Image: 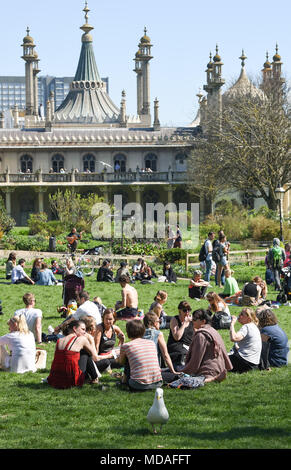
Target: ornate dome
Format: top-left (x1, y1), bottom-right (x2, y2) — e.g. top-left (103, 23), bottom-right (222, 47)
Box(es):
top-left (223, 54), bottom-right (265, 102)
top-left (22, 28), bottom-right (34, 45)
top-left (140, 27), bottom-right (151, 44)
top-left (273, 44), bottom-right (282, 62)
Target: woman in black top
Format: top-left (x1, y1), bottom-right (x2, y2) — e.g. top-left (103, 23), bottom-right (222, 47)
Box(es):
top-left (163, 262), bottom-right (177, 283)
top-left (94, 308), bottom-right (125, 373)
top-left (30, 258), bottom-right (42, 282)
top-left (167, 301), bottom-right (193, 368)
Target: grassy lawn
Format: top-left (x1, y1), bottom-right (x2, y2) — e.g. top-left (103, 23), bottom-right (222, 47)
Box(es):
top-left (0, 262), bottom-right (290, 450)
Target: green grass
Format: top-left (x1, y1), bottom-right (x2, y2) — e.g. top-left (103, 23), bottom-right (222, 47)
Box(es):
top-left (0, 264), bottom-right (290, 449)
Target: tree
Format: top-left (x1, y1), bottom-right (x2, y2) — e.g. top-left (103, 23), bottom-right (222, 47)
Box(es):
top-left (0, 196), bottom-right (15, 235)
top-left (188, 83), bottom-right (291, 211)
top-left (49, 190), bottom-right (105, 232)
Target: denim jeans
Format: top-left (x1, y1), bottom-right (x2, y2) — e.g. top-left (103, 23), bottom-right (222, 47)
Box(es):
top-left (204, 258), bottom-right (212, 282)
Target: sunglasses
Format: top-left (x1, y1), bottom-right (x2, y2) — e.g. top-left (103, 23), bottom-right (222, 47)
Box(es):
top-left (182, 308), bottom-right (191, 313)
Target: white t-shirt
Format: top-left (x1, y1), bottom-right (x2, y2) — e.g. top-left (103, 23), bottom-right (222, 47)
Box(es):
top-left (11, 265), bottom-right (26, 283)
top-left (0, 331), bottom-right (36, 373)
top-left (205, 239), bottom-right (213, 261)
top-left (235, 323), bottom-right (262, 365)
top-left (14, 308), bottom-right (42, 340)
top-left (72, 300), bottom-right (102, 325)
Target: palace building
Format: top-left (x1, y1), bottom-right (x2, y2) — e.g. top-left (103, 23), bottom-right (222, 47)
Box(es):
top-left (0, 2), bottom-right (289, 225)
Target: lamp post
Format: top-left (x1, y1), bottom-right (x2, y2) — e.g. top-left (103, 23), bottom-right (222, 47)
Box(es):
top-left (275, 186), bottom-right (285, 242)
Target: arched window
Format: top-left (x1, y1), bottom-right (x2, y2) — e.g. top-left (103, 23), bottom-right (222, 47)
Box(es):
top-left (52, 154), bottom-right (65, 173)
top-left (144, 153), bottom-right (157, 172)
top-left (20, 154), bottom-right (33, 173)
top-left (175, 152), bottom-right (187, 171)
top-left (114, 154), bottom-right (126, 173)
top-left (83, 154), bottom-right (95, 172)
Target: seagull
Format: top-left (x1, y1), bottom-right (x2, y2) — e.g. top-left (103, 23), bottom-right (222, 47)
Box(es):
top-left (99, 161), bottom-right (113, 169)
top-left (147, 388), bottom-right (169, 434)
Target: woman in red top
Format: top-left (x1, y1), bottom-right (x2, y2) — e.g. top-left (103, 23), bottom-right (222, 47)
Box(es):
top-left (47, 320), bottom-right (99, 389)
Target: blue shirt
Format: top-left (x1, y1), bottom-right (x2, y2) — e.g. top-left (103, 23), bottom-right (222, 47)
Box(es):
top-left (260, 324), bottom-right (289, 367)
top-left (36, 269), bottom-right (56, 286)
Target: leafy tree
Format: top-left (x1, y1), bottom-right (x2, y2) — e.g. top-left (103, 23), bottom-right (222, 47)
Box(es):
top-left (49, 190), bottom-right (105, 232)
top-left (0, 196), bottom-right (15, 236)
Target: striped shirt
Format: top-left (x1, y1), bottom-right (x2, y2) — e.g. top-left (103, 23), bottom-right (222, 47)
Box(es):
top-left (121, 338), bottom-right (162, 385)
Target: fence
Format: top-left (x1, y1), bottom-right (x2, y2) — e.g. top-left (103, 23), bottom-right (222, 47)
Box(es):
top-left (185, 249), bottom-right (267, 271)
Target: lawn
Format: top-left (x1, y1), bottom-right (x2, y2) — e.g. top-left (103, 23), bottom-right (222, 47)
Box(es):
top-left (0, 262), bottom-right (290, 450)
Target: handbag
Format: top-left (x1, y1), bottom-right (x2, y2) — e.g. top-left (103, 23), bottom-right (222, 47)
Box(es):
top-left (212, 311), bottom-right (231, 330)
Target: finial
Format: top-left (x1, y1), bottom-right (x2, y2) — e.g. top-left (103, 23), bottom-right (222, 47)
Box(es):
top-left (239, 49), bottom-right (247, 67)
top-left (122, 90), bottom-right (126, 98)
top-left (275, 43), bottom-right (279, 54)
top-left (26, 27), bottom-right (30, 36)
top-left (144, 26), bottom-right (147, 35)
top-left (83, 1), bottom-right (90, 24)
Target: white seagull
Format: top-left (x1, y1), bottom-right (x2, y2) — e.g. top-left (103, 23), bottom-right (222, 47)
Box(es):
top-left (147, 388), bottom-right (169, 434)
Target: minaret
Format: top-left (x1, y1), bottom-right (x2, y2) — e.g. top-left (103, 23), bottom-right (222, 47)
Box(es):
top-left (138, 27), bottom-right (153, 125)
top-left (119, 90), bottom-right (127, 127)
top-left (272, 44), bottom-right (285, 85)
top-left (133, 48), bottom-right (143, 115)
top-left (203, 45), bottom-right (225, 117)
top-left (262, 51), bottom-right (272, 87)
top-left (21, 27), bottom-right (36, 116)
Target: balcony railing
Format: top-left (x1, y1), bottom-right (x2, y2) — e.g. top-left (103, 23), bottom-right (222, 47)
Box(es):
top-left (0, 170), bottom-right (187, 184)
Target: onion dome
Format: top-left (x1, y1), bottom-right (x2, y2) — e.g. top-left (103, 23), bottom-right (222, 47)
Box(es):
top-left (140, 27), bottom-right (151, 44)
top-left (263, 52), bottom-right (271, 69)
top-left (213, 45), bottom-right (222, 62)
top-left (206, 52), bottom-right (214, 69)
top-left (273, 44), bottom-right (282, 62)
top-left (22, 27), bottom-right (34, 45)
top-left (223, 49), bottom-right (265, 102)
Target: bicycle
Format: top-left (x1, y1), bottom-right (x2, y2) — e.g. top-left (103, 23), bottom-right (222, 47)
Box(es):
top-left (76, 245), bottom-right (105, 276)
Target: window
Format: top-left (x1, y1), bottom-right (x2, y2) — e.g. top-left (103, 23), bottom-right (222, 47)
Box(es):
top-left (83, 154), bottom-right (95, 172)
top-left (20, 154), bottom-right (33, 173)
top-left (175, 152), bottom-right (187, 171)
top-left (52, 154), bottom-right (65, 173)
top-left (144, 153), bottom-right (157, 172)
top-left (114, 154), bottom-right (126, 172)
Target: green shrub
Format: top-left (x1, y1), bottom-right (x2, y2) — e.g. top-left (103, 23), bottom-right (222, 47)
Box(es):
top-left (27, 212), bottom-right (48, 235)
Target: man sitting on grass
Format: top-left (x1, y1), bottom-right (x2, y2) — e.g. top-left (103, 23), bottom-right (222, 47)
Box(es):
top-left (11, 259), bottom-right (35, 285)
top-left (115, 275), bottom-right (139, 319)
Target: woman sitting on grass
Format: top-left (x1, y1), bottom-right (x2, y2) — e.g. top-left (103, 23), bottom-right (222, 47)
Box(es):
top-left (36, 263), bottom-right (58, 286)
top-left (143, 311), bottom-right (180, 383)
top-left (149, 290), bottom-right (171, 329)
top-left (167, 301), bottom-right (193, 368)
top-left (5, 252), bottom-right (16, 280)
top-left (206, 292), bottom-right (231, 316)
top-left (229, 308), bottom-right (262, 374)
top-left (180, 309), bottom-right (233, 383)
top-left (241, 276), bottom-right (268, 306)
top-left (256, 308), bottom-right (289, 369)
top-left (118, 319), bottom-right (163, 391)
top-left (93, 308), bottom-right (125, 373)
top-left (0, 315), bottom-right (36, 374)
top-left (47, 320), bottom-right (99, 389)
top-left (220, 269), bottom-right (240, 298)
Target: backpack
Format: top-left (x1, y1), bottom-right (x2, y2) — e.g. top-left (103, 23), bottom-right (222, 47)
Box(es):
top-left (272, 246), bottom-right (282, 266)
top-left (211, 311), bottom-right (231, 330)
top-left (212, 244), bottom-right (221, 264)
top-left (198, 242), bottom-right (207, 262)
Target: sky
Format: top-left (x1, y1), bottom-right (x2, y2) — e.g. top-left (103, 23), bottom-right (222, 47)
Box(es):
top-left (1, 0), bottom-right (290, 126)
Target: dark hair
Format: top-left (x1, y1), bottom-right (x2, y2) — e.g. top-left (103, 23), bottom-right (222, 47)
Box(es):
top-left (41, 262), bottom-right (48, 270)
top-left (79, 291), bottom-right (90, 301)
top-left (126, 319), bottom-right (145, 339)
top-left (120, 262), bottom-right (127, 267)
top-left (18, 258), bottom-right (26, 265)
top-left (192, 309), bottom-right (212, 324)
top-left (102, 307), bottom-right (117, 323)
top-left (7, 252), bottom-right (16, 262)
top-left (178, 300), bottom-right (191, 312)
top-left (102, 259), bottom-right (110, 266)
top-left (119, 274), bottom-right (130, 284)
top-left (63, 319), bottom-right (85, 336)
top-left (208, 232), bottom-right (215, 237)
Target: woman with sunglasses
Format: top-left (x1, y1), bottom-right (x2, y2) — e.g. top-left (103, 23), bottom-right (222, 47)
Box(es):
top-left (229, 308), bottom-right (262, 373)
top-left (166, 301), bottom-right (194, 368)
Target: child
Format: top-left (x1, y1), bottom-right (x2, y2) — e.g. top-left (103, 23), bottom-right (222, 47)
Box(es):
top-left (220, 269), bottom-right (240, 298)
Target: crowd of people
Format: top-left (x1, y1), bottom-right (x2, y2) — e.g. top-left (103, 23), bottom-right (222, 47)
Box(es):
top-left (0, 239), bottom-right (289, 393)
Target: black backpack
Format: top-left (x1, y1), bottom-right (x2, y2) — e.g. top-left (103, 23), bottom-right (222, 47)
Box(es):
top-left (198, 242), bottom-right (207, 262)
top-left (212, 243), bottom-right (221, 264)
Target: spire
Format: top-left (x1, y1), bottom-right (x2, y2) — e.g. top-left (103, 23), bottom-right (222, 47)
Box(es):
top-left (239, 49), bottom-right (247, 68)
top-left (54, 2), bottom-right (120, 125)
top-left (74, 1), bottom-right (101, 81)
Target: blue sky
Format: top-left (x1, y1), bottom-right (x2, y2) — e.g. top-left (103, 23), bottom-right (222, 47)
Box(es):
top-left (1, 0), bottom-right (290, 126)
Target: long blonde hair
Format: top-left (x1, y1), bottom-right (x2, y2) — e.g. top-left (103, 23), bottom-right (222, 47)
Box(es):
top-left (206, 291), bottom-right (226, 312)
top-left (241, 308), bottom-right (259, 326)
top-left (10, 315), bottom-right (29, 334)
